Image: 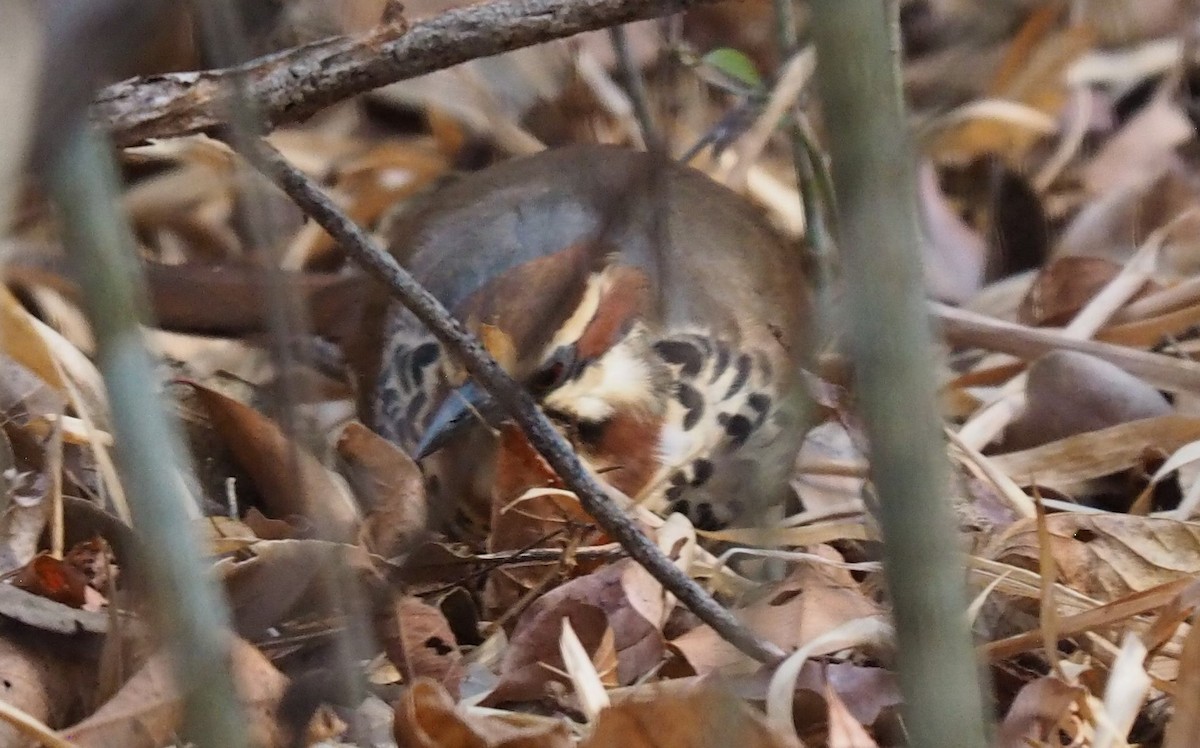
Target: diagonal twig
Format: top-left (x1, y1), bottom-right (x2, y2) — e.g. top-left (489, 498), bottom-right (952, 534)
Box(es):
top-left (242, 138), bottom-right (786, 666)
top-left (92, 0), bottom-right (726, 147)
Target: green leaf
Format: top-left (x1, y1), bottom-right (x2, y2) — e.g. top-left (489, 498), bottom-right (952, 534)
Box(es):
top-left (700, 48), bottom-right (764, 91)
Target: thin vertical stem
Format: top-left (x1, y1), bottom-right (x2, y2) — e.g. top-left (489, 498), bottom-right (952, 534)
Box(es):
top-left (807, 2), bottom-right (991, 745)
top-left (772, 0), bottom-right (834, 307)
top-left (610, 25), bottom-right (660, 150)
top-left (48, 125), bottom-right (247, 748)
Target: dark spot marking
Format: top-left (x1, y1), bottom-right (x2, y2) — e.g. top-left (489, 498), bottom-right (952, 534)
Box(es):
top-left (724, 354), bottom-right (752, 400)
top-left (426, 474), bottom-right (441, 496)
top-left (755, 351), bottom-right (773, 381)
top-left (424, 636), bottom-right (453, 655)
top-left (709, 344), bottom-right (731, 384)
top-left (544, 407), bottom-right (573, 426)
top-left (675, 382), bottom-right (704, 430)
top-left (405, 391), bottom-right (428, 429)
top-left (747, 392), bottom-right (770, 414)
top-left (1074, 529), bottom-right (1098, 543)
top-left (694, 502), bottom-right (721, 531)
top-left (720, 413), bottom-right (753, 449)
top-left (770, 589), bottom-right (802, 606)
top-left (691, 459), bottom-right (714, 487)
top-left (668, 470), bottom-right (688, 486)
top-left (377, 382), bottom-right (400, 418)
top-left (409, 342), bottom-right (439, 388)
top-left (654, 339), bottom-right (704, 378)
top-left (667, 498), bottom-right (691, 516)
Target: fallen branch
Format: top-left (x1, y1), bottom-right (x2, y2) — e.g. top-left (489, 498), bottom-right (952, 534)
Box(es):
top-left (93, 0), bottom-right (723, 147)
top-left (243, 139), bottom-right (786, 666)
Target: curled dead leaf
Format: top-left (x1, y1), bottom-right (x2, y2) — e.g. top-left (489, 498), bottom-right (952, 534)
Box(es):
top-left (60, 637), bottom-right (287, 748)
top-left (377, 595), bottom-right (465, 696)
top-left (996, 676), bottom-right (1084, 748)
top-left (336, 421), bottom-right (429, 559)
top-left (394, 678), bottom-right (571, 748)
top-left (1001, 350), bottom-right (1171, 452)
top-left (186, 381), bottom-right (360, 542)
top-left (486, 560), bottom-right (664, 706)
top-left (586, 686), bottom-right (801, 748)
top-left (987, 513), bottom-right (1200, 600)
top-left (671, 547), bottom-right (883, 674)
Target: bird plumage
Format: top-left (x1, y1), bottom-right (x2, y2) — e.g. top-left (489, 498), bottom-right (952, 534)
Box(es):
top-left (363, 144), bottom-right (812, 530)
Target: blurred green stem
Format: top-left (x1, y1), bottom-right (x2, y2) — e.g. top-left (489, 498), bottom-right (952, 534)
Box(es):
top-left (772, 0), bottom-right (834, 303)
top-left (48, 125), bottom-right (247, 748)
top-left (807, 1), bottom-right (991, 745)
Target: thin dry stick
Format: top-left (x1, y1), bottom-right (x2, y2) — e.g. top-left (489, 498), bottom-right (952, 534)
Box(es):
top-left (93, 0), bottom-right (726, 147)
top-left (244, 140), bottom-right (786, 665)
top-left (0, 699), bottom-right (76, 748)
top-left (931, 304), bottom-right (1200, 393)
top-left (609, 24), bottom-right (658, 148)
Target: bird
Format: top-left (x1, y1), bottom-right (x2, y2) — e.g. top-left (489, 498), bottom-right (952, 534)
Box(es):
top-left (351, 144), bottom-right (813, 531)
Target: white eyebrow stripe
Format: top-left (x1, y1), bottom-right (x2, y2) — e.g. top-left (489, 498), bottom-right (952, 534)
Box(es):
top-left (542, 333), bottom-right (658, 419)
top-left (540, 265), bottom-right (624, 360)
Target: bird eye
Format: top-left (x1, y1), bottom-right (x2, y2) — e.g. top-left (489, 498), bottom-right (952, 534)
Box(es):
top-left (575, 418), bottom-right (607, 448)
top-left (529, 345), bottom-right (578, 394)
top-left (529, 360), bottom-right (565, 394)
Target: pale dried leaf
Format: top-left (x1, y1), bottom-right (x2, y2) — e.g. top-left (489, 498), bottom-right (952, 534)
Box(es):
top-left (987, 514), bottom-right (1200, 599)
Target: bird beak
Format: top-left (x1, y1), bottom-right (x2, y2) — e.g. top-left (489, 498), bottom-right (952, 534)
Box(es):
top-left (414, 381), bottom-right (497, 459)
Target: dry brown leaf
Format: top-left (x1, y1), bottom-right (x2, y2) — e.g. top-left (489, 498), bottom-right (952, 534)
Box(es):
top-left (241, 507), bottom-right (299, 541)
top-left (0, 286), bottom-right (66, 394)
top-left (1082, 90), bottom-right (1193, 198)
top-left (932, 12), bottom-right (1091, 163)
top-left (202, 515), bottom-right (261, 555)
top-left (935, 302), bottom-right (1200, 394)
top-left (0, 580), bottom-right (108, 634)
top-left (377, 595), bottom-right (465, 696)
top-left (585, 686), bottom-right (801, 748)
top-left (60, 637), bottom-right (287, 748)
top-left (336, 421), bottom-right (429, 559)
top-left (671, 547), bottom-right (883, 674)
top-left (981, 575), bottom-right (1192, 661)
top-left (393, 678), bottom-right (571, 748)
top-left (0, 632), bottom-right (92, 742)
top-left (1056, 165), bottom-right (1200, 271)
top-left (217, 538), bottom-right (372, 641)
top-left (996, 676), bottom-right (1084, 748)
top-left (486, 560), bottom-right (664, 706)
top-left (186, 381), bottom-right (360, 542)
top-left (990, 415), bottom-right (1200, 488)
top-left (284, 141), bottom-right (448, 269)
top-left (1164, 599), bottom-right (1200, 748)
top-left (825, 682), bottom-right (879, 748)
top-left (11, 552), bottom-right (96, 610)
top-left (987, 513), bottom-right (1200, 600)
top-left (0, 419), bottom-right (52, 577)
top-left (63, 536), bottom-right (118, 593)
top-left (1017, 256), bottom-right (1154, 328)
top-left (485, 424), bottom-right (604, 616)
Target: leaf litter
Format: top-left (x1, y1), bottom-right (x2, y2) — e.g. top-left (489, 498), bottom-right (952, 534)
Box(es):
top-left (10, 1), bottom-right (1200, 745)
